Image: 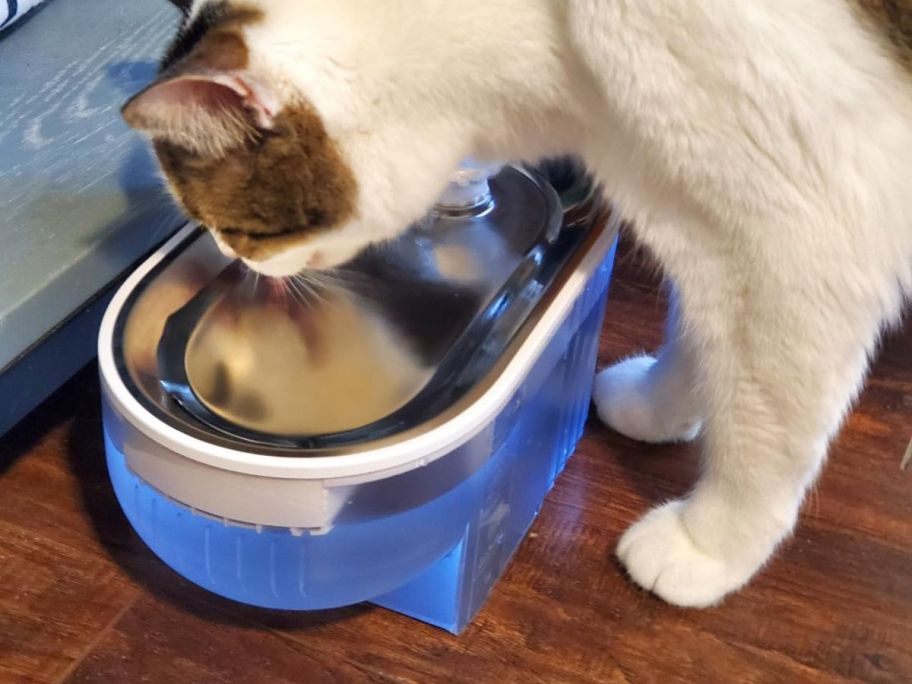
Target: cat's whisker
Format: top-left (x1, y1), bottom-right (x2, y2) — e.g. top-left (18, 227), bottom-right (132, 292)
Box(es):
top-left (245, 271), bottom-right (256, 297)
top-left (326, 270), bottom-right (373, 290)
top-left (287, 277), bottom-right (316, 306)
top-left (303, 280), bottom-right (328, 306)
top-left (286, 279), bottom-right (310, 307)
top-left (281, 281), bottom-right (297, 307)
top-left (240, 270), bottom-right (261, 301)
top-left (294, 270), bottom-right (323, 289)
top-left (297, 268), bottom-right (370, 300)
top-left (291, 274), bottom-right (330, 305)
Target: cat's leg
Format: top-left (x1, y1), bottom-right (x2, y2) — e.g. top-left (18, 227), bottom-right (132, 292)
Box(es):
top-left (563, 0), bottom-right (912, 608)
top-left (593, 289), bottom-right (703, 443)
top-left (615, 248), bottom-right (885, 607)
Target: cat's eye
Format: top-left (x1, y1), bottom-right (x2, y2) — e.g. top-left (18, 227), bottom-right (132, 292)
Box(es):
top-left (219, 227), bottom-right (301, 241)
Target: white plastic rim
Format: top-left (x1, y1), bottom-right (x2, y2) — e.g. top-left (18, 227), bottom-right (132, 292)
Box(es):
top-left (98, 219), bottom-right (619, 483)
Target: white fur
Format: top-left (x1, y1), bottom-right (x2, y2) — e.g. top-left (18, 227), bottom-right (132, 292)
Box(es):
top-left (594, 292), bottom-right (703, 443)
top-left (188, 0), bottom-right (912, 606)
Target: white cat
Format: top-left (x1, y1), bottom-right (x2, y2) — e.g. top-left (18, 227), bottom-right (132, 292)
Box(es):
top-left (123, 0), bottom-right (912, 607)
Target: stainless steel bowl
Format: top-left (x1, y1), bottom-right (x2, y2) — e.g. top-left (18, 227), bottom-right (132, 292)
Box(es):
top-left (113, 162), bottom-right (606, 455)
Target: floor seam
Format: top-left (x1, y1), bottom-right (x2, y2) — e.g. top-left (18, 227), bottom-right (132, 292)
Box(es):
top-left (52, 590), bottom-right (141, 684)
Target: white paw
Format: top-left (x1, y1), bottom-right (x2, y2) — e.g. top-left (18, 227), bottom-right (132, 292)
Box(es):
top-left (617, 501), bottom-right (753, 608)
top-left (593, 356), bottom-right (701, 443)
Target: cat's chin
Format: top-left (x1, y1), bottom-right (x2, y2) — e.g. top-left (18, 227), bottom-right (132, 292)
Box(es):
top-left (241, 255), bottom-right (325, 278)
top-left (240, 259), bottom-right (303, 278)
top-left (241, 242), bottom-right (364, 277)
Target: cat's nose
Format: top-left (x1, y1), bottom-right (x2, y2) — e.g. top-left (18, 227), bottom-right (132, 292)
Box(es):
top-left (307, 251), bottom-right (326, 269)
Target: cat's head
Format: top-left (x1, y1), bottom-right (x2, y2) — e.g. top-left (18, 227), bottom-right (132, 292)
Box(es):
top-left (123, 0), bottom-right (578, 275)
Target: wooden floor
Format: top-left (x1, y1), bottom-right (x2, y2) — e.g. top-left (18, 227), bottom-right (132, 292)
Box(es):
top-left (2, 238), bottom-right (911, 684)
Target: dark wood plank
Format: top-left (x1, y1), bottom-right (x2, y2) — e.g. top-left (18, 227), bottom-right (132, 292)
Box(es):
top-left (0, 394), bottom-right (141, 683)
top-left (1, 236), bottom-right (910, 684)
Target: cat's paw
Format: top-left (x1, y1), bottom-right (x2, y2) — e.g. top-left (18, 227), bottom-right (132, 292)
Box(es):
top-left (593, 356), bottom-right (701, 443)
top-left (617, 501), bottom-right (753, 608)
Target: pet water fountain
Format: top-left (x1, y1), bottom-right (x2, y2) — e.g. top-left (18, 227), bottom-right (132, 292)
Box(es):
top-left (98, 159), bottom-right (619, 633)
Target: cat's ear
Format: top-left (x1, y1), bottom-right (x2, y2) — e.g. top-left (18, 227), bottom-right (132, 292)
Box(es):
top-left (124, 21), bottom-right (277, 156)
top-left (122, 73), bottom-right (275, 156)
top-left (168, 0), bottom-right (193, 16)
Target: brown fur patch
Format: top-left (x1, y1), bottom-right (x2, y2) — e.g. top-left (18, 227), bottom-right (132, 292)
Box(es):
top-left (156, 101), bottom-right (358, 261)
top-left (181, 27), bottom-right (251, 73)
top-left (121, 29), bottom-right (254, 157)
top-left (161, 3), bottom-right (262, 71)
top-left (852, 1), bottom-right (912, 69)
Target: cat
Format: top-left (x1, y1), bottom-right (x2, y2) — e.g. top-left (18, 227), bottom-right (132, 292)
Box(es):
top-left (122, 0), bottom-right (912, 608)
